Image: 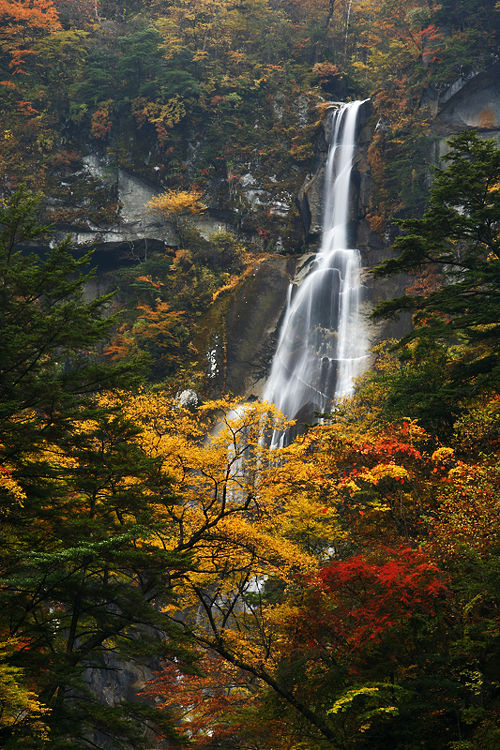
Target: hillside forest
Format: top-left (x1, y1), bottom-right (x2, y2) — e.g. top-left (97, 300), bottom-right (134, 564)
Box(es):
top-left (0, 0), bottom-right (499, 749)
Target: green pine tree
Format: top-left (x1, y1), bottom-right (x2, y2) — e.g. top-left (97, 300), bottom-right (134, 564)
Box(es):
top-left (371, 131), bottom-right (500, 433)
top-left (0, 188), bottom-right (191, 748)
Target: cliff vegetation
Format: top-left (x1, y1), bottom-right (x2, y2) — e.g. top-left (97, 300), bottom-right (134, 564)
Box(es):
top-left (0, 1), bottom-right (499, 748)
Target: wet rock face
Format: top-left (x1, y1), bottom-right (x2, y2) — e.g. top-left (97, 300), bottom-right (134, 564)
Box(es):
top-left (359, 68), bottom-right (500, 346)
top-left (295, 99), bottom-right (407, 348)
top-left (224, 256), bottom-right (293, 397)
top-left (84, 652), bottom-right (168, 750)
top-left (67, 71), bottom-right (500, 393)
top-left (297, 167), bottom-right (325, 238)
top-left (431, 63), bottom-right (500, 138)
top-left (52, 154), bottom-right (176, 250)
top-left (198, 255), bottom-right (294, 398)
top-left (298, 101), bottom-right (373, 242)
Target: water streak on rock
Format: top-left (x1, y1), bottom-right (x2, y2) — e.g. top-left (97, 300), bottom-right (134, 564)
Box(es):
top-left (263, 100), bottom-right (368, 446)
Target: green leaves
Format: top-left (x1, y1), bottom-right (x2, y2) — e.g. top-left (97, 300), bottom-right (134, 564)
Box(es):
top-left (0, 188), bottom-right (193, 748)
top-left (371, 132), bottom-right (500, 433)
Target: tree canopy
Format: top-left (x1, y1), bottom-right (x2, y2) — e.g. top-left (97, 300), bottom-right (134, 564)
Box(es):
top-left (371, 131), bottom-right (500, 433)
top-left (0, 0), bottom-right (499, 747)
top-left (0, 190), bottom-right (190, 748)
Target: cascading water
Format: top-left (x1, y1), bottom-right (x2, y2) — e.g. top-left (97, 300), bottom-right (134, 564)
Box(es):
top-left (263, 100), bottom-right (368, 447)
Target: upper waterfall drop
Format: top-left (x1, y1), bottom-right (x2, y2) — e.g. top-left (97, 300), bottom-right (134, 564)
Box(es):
top-left (263, 100), bottom-right (369, 446)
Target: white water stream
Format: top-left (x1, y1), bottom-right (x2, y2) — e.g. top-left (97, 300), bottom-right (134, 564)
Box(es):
top-left (263, 100), bottom-right (368, 446)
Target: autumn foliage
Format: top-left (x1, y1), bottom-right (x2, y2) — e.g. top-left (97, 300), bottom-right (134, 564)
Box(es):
top-left (0, 0), bottom-right (499, 745)
top-left (146, 188), bottom-right (207, 219)
top-left (0, 0), bottom-right (60, 74)
top-left (288, 549), bottom-right (448, 658)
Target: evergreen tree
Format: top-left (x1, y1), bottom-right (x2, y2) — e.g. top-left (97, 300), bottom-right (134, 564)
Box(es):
top-left (371, 131), bottom-right (500, 432)
top-left (0, 189), bottom-right (189, 748)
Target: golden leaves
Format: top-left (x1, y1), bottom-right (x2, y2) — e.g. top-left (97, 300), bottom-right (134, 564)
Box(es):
top-left (135, 95), bottom-right (186, 129)
top-left (431, 447), bottom-right (455, 464)
top-left (358, 463), bottom-right (410, 485)
top-left (114, 390), bottom-right (319, 591)
top-left (0, 464), bottom-right (26, 505)
top-left (146, 187), bottom-right (207, 218)
top-left (0, 638), bottom-right (49, 741)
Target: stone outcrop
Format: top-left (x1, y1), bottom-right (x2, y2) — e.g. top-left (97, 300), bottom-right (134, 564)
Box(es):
top-left (60, 67), bottom-right (500, 397)
top-left (429, 63), bottom-right (500, 139)
top-left (52, 152), bottom-right (234, 264)
top-left (295, 70), bottom-right (500, 352)
top-left (59, 155), bottom-right (175, 250)
top-left (196, 255), bottom-right (293, 398)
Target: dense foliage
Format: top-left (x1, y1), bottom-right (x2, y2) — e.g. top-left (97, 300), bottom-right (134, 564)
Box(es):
top-left (1, 0), bottom-right (498, 211)
top-left (371, 131), bottom-right (500, 435)
top-left (0, 1), bottom-right (499, 748)
top-left (1, 184), bottom-right (498, 748)
top-left (0, 190), bottom-right (193, 748)
top-left (2, 0), bottom-right (499, 388)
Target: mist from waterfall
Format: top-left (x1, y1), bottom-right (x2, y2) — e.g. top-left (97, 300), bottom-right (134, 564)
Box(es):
top-left (263, 100), bottom-right (368, 447)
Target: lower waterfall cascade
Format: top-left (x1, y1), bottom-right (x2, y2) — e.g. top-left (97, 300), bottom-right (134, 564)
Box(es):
top-left (263, 100), bottom-right (369, 446)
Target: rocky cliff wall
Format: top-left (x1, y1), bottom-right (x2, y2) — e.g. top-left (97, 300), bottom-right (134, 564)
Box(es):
top-left (429, 62), bottom-right (500, 140)
top-left (288, 100), bottom-right (411, 378)
top-left (54, 66), bottom-right (500, 401)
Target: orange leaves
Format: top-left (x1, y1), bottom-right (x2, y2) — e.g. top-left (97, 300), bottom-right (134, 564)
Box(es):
top-left (431, 446), bottom-right (454, 466)
top-left (103, 328), bottom-right (135, 362)
top-left (144, 654), bottom-right (268, 748)
top-left (313, 60), bottom-right (340, 80)
top-left (134, 301), bottom-right (186, 343)
top-left (135, 274), bottom-right (163, 289)
top-left (416, 23), bottom-right (444, 62)
top-left (0, 0), bottom-right (61, 150)
top-left (429, 462), bottom-right (500, 558)
top-left (0, 0), bottom-right (60, 31)
top-left (270, 415), bottom-right (443, 547)
top-left (0, 0), bottom-right (61, 73)
top-left (8, 48), bottom-right (36, 74)
top-left (17, 99), bottom-right (39, 115)
top-left (105, 299), bottom-right (192, 379)
top-left (90, 101), bottom-right (112, 139)
top-left (405, 266), bottom-right (442, 298)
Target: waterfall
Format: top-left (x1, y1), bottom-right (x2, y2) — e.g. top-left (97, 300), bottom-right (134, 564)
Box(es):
top-left (263, 100), bottom-right (368, 447)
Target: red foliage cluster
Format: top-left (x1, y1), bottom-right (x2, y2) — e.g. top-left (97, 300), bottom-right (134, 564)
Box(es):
top-left (142, 655), bottom-right (271, 748)
top-left (291, 548), bottom-right (448, 657)
top-left (356, 433), bottom-right (423, 463)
